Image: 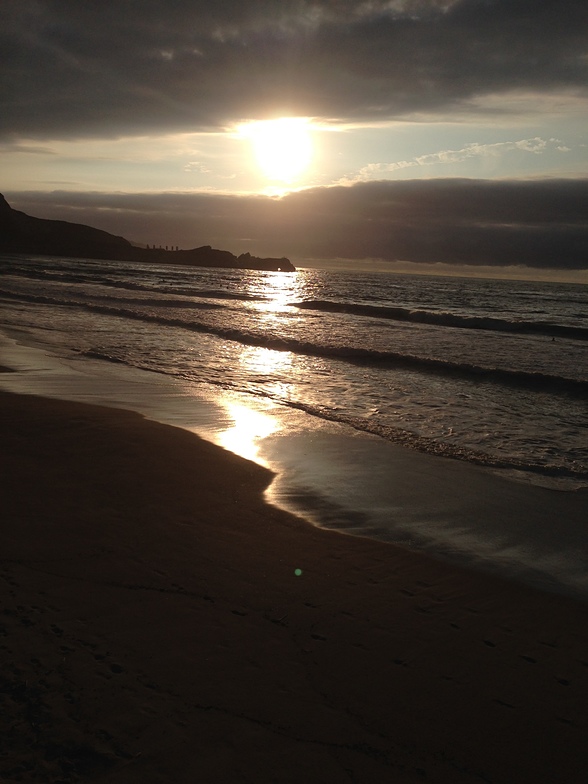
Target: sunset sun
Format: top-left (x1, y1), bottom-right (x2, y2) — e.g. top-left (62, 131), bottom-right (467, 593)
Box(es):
top-left (241, 117), bottom-right (313, 183)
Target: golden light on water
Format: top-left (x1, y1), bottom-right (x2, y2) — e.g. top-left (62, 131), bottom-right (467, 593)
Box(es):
top-left (217, 346), bottom-right (294, 462)
top-left (256, 270), bottom-right (300, 310)
top-left (241, 345), bottom-right (294, 400)
top-left (218, 401), bottom-right (279, 463)
top-left (239, 117), bottom-right (313, 183)
top-left (242, 267), bottom-right (306, 319)
top-left (216, 272), bottom-right (304, 463)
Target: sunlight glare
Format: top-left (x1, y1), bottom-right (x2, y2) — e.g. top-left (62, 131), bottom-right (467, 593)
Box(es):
top-left (218, 401), bottom-right (279, 463)
top-left (241, 118), bottom-right (313, 183)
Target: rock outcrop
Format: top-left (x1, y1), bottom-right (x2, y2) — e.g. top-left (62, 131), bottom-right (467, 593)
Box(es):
top-left (0, 194), bottom-right (295, 272)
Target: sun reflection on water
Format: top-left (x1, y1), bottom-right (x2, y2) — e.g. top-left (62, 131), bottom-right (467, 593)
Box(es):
top-left (216, 343), bottom-right (296, 462)
top-left (215, 272), bottom-right (310, 463)
top-left (217, 400), bottom-right (279, 463)
top-left (239, 343), bottom-right (293, 379)
top-left (245, 270), bottom-right (306, 312)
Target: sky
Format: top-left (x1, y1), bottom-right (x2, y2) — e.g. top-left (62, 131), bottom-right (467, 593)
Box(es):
top-left (1, 0), bottom-right (587, 279)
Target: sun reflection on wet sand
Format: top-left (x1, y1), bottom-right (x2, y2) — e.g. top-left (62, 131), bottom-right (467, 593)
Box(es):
top-left (217, 400), bottom-right (280, 463)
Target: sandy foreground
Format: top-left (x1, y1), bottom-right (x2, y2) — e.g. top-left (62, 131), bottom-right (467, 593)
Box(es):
top-left (1, 388), bottom-right (587, 783)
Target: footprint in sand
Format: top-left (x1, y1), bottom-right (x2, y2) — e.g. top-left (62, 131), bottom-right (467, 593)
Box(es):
top-left (557, 716), bottom-right (576, 725)
top-left (494, 699), bottom-right (516, 709)
top-left (539, 639), bottom-right (558, 648)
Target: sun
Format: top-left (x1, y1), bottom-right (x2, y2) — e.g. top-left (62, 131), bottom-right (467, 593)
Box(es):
top-left (241, 117), bottom-right (313, 183)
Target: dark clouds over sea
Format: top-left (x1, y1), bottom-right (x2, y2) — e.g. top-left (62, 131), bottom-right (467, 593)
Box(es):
top-left (2, 1), bottom-right (587, 273)
top-left (2, 0), bottom-right (587, 139)
top-left (8, 179), bottom-right (588, 270)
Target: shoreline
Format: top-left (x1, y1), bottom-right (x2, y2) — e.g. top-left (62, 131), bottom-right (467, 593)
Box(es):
top-left (1, 327), bottom-right (588, 601)
top-left (1, 388), bottom-right (587, 782)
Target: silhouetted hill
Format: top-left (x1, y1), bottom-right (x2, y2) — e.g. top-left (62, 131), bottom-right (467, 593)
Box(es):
top-left (0, 193), bottom-right (134, 260)
top-left (0, 194), bottom-right (295, 272)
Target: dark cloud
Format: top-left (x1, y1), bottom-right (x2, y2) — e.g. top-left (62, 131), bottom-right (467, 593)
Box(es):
top-left (7, 178), bottom-right (588, 270)
top-left (1, 0), bottom-right (586, 139)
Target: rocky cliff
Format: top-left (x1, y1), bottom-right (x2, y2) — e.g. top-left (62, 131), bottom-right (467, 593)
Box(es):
top-left (0, 194), bottom-right (295, 272)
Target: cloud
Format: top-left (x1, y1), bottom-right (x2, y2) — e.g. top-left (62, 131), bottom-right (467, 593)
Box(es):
top-left (343, 137), bottom-right (569, 182)
top-left (183, 161), bottom-right (212, 173)
top-left (0, 142), bottom-right (56, 155)
top-left (1, 0), bottom-right (587, 140)
top-left (7, 178), bottom-right (588, 270)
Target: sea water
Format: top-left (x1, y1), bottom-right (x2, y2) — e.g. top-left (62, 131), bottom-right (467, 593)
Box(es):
top-left (1, 255), bottom-right (587, 595)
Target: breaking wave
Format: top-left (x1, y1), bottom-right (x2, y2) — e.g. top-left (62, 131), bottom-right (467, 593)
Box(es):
top-left (4, 287), bottom-right (584, 398)
top-left (293, 299), bottom-right (588, 340)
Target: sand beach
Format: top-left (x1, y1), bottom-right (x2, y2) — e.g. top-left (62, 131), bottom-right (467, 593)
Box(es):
top-left (3, 1), bottom-right (588, 780)
top-left (1, 385), bottom-right (587, 783)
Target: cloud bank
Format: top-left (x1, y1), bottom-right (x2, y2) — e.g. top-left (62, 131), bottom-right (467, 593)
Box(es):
top-left (8, 179), bottom-right (588, 271)
top-left (2, 0), bottom-right (587, 140)
top-left (342, 138), bottom-right (571, 183)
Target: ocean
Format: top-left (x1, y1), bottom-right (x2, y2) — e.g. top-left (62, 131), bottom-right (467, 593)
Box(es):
top-left (1, 254), bottom-right (587, 596)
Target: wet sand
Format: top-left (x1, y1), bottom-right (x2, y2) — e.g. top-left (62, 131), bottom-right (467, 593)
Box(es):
top-left (1, 389), bottom-right (587, 783)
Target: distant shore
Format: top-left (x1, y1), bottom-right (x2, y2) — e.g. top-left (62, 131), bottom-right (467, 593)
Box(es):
top-left (1, 387), bottom-right (587, 782)
top-left (0, 193), bottom-right (295, 272)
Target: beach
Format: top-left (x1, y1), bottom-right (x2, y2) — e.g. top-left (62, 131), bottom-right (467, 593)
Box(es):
top-left (3, 2), bottom-right (588, 778)
top-left (1, 386), bottom-right (587, 783)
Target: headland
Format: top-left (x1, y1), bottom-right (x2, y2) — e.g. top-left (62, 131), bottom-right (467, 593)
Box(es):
top-left (0, 193), bottom-right (295, 272)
